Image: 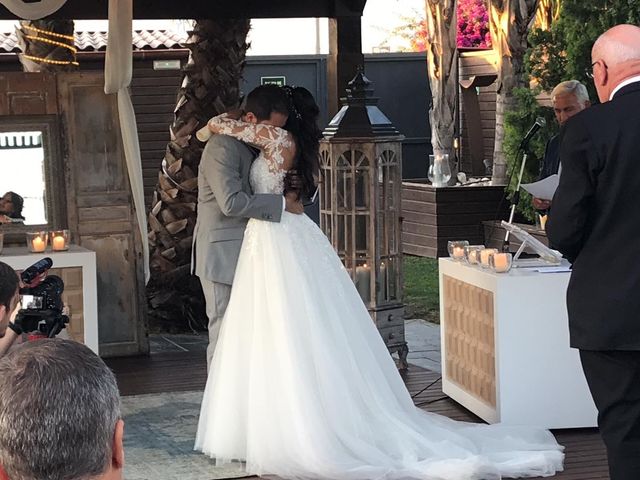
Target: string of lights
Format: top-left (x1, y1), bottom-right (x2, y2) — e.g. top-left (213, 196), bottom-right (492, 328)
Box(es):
top-left (20, 24), bottom-right (79, 67)
top-left (21, 24), bottom-right (74, 41)
top-left (24, 34), bottom-right (77, 54)
top-left (21, 54), bottom-right (79, 66)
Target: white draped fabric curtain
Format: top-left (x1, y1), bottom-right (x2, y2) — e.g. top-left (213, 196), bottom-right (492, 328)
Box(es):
top-left (104, 0), bottom-right (150, 283)
top-left (0, 0), bottom-right (67, 19)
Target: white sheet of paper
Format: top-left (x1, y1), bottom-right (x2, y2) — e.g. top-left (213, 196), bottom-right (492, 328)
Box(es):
top-left (521, 174), bottom-right (560, 201)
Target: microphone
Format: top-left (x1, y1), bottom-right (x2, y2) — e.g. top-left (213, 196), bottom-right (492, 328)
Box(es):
top-left (519, 117), bottom-right (546, 150)
top-left (21, 257), bottom-right (53, 284)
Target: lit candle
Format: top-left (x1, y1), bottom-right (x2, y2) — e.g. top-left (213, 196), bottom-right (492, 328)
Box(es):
top-left (355, 264), bottom-right (371, 302)
top-left (31, 236), bottom-right (46, 253)
top-left (467, 249), bottom-right (479, 264)
top-left (452, 246), bottom-right (465, 260)
top-left (480, 248), bottom-right (498, 266)
top-left (378, 262), bottom-right (388, 299)
top-left (491, 252), bottom-right (512, 273)
top-left (52, 235), bottom-right (66, 251)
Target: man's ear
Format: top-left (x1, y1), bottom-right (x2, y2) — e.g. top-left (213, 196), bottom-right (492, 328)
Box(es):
top-left (112, 419), bottom-right (125, 470)
top-left (243, 112), bottom-right (258, 124)
top-left (0, 464), bottom-right (9, 480)
top-left (0, 305), bottom-right (7, 334)
top-left (599, 67), bottom-right (609, 88)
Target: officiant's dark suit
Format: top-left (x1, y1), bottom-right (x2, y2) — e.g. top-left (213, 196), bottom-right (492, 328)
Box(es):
top-left (547, 25), bottom-right (640, 479)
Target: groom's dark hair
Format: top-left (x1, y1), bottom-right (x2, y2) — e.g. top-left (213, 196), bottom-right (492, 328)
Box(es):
top-left (244, 85), bottom-right (290, 121)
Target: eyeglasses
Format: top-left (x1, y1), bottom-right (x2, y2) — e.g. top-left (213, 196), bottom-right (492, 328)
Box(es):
top-left (586, 60), bottom-right (607, 79)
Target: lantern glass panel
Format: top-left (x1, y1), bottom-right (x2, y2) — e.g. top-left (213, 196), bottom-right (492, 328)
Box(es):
top-left (337, 213), bottom-right (344, 254)
top-left (321, 212), bottom-right (330, 238)
top-left (324, 167), bottom-right (332, 209)
top-left (387, 256), bottom-right (398, 301)
top-left (355, 167), bottom-right (369, 208)
top-left (355, 214), bottom-right (368, 251)
top-left (336, 169), bottom-right (348, 210)
top-left (336, 150), bottom-right (350, 167)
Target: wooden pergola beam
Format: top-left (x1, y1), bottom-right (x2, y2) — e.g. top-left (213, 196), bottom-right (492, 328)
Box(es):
top-left (328, 16), bottom-right (363, 116)
top-left (0, 0), bottom-right (366, 118)
top-left (0, 0), bottom-right (366, 20)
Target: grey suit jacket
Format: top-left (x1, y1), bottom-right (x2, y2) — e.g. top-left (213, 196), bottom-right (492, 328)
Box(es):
top-left (191, 134), bottom-right (283, 285)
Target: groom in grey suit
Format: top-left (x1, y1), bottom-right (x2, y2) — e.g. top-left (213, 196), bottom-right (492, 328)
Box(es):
top-left (192, 85), bottom-right (302, 369)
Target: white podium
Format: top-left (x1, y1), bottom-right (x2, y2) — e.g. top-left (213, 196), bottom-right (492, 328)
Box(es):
top-left (439, 258), bottom-right (597, 429)
top-left (1, 245), bottom-right (99, 354)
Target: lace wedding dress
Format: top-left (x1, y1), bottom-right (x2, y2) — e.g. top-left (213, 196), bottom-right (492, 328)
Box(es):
top-left (195, 115), bottom-right (564, 480)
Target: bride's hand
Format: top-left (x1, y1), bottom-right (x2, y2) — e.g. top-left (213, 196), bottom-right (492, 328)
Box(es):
top-left (284, 192), bottom-right (304, 215)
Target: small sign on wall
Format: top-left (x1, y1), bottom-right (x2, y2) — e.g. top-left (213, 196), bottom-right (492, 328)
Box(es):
top-left (260, 76), bottom-right (286, 87)
top-left (153, 60), bottom-right (181, 70)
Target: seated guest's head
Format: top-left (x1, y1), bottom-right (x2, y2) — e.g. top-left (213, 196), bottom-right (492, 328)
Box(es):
top-left (551, 80), bottom-right (590, 126)
top-left (0, 261), bottom-right (19, 337)
top-left (0, 340), bottom-right (124, 480)
top-left (0, 191), bottom-right (25, 220)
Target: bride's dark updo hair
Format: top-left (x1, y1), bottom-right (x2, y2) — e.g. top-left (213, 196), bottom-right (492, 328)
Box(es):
top-left (281, 86), bottom-right (321, 199)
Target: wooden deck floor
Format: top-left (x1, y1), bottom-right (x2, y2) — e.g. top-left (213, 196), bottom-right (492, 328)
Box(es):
top-left (106, 351), bottom-right (609, 479)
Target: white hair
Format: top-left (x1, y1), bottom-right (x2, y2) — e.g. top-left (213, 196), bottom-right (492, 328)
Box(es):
top-left (551, 80), bottom-right (590, 105)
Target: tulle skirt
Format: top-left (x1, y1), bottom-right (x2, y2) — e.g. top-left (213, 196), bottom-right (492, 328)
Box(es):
top-left (195, 212), bottom-right (564, 479)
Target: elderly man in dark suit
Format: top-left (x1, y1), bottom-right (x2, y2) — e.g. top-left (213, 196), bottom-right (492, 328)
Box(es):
top-left (547, 24), bottom-right (640, 480)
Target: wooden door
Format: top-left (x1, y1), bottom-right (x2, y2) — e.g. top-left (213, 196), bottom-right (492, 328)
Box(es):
top-left (57, 72), bottom-right (148, 357)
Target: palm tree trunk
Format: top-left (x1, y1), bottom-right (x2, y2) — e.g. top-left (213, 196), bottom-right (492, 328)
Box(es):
top-left (147, 19), bottom-right (251, 332)
top-left (488, 0), bottom-right (539, 185)
top-left (425, 0), bottom-right (458, 182)
top-left (16, 19), bottom-right (77, 72)
top-left (535, 0), bottom-right (561, 30)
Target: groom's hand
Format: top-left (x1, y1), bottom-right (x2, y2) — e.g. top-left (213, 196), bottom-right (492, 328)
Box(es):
top-left (284, 192), bottom-right (304, 215)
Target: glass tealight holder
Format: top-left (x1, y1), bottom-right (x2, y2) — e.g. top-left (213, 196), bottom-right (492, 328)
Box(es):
top-left (50, 229), bottom-right (70, 251)
top-left (479, 248), bottom-right (498, 268)
top-left (26, 231), bottom-right (48, 253)
top-left (489, 251), bottom-right (513, 273)
top-left (464, 244), bottom-right (485, 265)
top-left (447, 240), bottom-right (469, 261)
top-left (49, 229), bottom-right (70, 252)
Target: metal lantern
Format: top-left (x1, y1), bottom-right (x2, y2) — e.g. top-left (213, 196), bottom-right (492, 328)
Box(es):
top-left (319, 67), bottom-right (408, 368)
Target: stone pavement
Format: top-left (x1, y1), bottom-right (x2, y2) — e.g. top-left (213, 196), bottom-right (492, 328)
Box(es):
top-left (151, 319), bottom-right (442, 372)
top-left (403, 319), bottom-right (441, 372)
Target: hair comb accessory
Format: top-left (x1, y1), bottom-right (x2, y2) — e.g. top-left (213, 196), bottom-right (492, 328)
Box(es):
top-left (282, 85), bottom-right (303, 120)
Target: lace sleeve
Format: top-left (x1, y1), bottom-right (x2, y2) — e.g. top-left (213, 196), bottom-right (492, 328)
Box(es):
top-left (207, 114), bottom-right (294, 173)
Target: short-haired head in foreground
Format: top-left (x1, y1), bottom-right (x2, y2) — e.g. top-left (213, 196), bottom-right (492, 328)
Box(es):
top-left (0, 339), bottom-right (124, 480)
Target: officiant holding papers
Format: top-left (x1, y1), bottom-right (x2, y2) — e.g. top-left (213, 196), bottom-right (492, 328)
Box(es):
top-left (532, 80), bottom-right (590, 211)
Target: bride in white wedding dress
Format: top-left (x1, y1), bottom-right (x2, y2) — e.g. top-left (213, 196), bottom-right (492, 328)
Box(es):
top-left (194, 86), bottom-right (564, 480)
